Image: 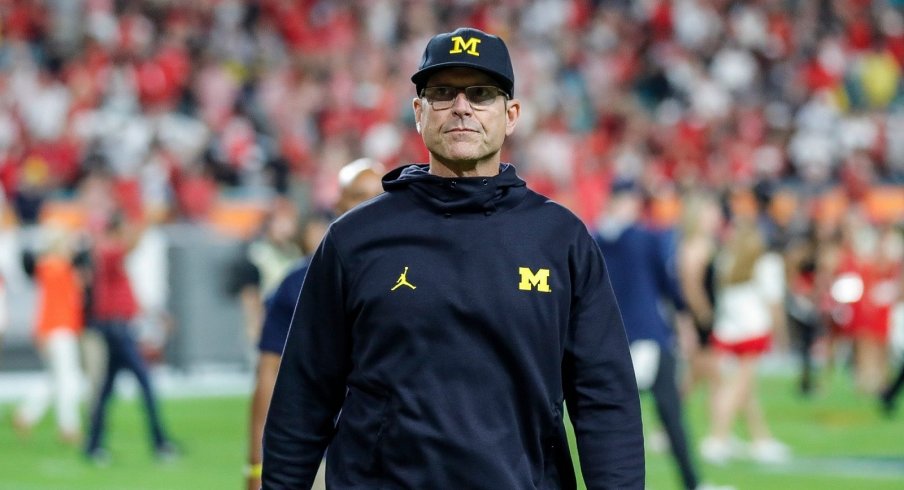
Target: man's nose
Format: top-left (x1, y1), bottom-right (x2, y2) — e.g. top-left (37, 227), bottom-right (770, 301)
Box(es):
top-left (450, 91), bottom-right (473, 115)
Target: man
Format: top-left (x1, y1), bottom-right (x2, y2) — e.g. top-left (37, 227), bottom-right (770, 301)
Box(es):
top-left (246, 158), bottom-right (384, 490)
top-left (263, 27), bottom-right (644, 489)
top-left (84, 211), bottom-right (175, 463)
top-left (594, 181), bottom-right (712, 490)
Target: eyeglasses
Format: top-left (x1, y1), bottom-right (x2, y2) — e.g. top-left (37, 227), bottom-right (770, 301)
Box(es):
top-left (420, 85), bottom-right (509, 110)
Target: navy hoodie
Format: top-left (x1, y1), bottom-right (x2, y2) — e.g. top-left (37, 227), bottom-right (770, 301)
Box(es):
top-left (263, 164), bottom-right (644, 489)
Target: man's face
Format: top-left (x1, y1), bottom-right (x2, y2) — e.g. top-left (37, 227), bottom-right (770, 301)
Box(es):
top-left (336, 169), bottom-right (383, 214)
top-left (413, 68), bottom-right (519, 172)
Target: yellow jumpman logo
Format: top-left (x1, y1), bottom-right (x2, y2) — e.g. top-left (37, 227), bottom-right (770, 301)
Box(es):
top-left (391, 266), bottom-right (417, 291)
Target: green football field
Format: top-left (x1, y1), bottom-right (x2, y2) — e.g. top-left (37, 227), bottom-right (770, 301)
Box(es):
top-left (1, 369), bottom-right (902, 490)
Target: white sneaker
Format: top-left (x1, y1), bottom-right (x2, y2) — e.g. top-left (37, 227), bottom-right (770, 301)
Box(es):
top-left (695, 483), bottom-right (737, 490)
top-left (700, 437), bottom-right (734, 465)
top-left (749, 438), bottom-right (791, 464)
top-left (647, 428), bottom-right (670, 454)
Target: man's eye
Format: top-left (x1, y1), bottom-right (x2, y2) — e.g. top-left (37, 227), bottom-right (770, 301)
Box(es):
top-left (469, 87), bottom-right (493, 101)
top-left (431, 87), bottom-right (455, 99)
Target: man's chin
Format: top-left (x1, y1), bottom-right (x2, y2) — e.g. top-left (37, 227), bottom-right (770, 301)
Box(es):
top-left (442, 144), bottom-right (486, 161)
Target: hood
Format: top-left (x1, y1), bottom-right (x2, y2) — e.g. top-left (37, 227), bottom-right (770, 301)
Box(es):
top-left (382, 164), bottom-right (527, 216)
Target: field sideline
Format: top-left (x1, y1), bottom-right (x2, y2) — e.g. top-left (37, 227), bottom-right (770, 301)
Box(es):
top-left (572, 369), bottom-right (904, 489)
top-left (0, 369), bottom-right (902, 489)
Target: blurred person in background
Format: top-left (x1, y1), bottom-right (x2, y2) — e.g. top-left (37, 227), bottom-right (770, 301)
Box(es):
top-left (596, 180), bottom-right (724, 490)
top-left (880, 257), bottom-right (904, 416)
top-left (676, 191), bottom-right (724, 415)
top-left (263, 27), bottom-right (644, 489)
top-left (815, 219), bottom-right (850, 385)
top-left (12, 225), bottom-right (85, 445)
top-left (0, 271), bottom-right (6, 366)
top-left (246, 201), bottom-right (304, 312)
top-left (298, 212), bottom-right (332, 259)
top-left (125, 206), bottom-right (176, 368)
top-left (230, 199), bottom-right (303, 358)
top-left (829, 209), bottom-right (901, 394)
top-left (783, 224), bottom-right (829, 396)
top-left (83, 211), bottom-right (176, 464)
top-left (73, 235), bottom-right (106, 411)
top-left (246, 157), bottom-right (384, 490)
top-left (72, 168), bottom-right (114, 419)
top-left (700, 212), bottom-right (790, 465)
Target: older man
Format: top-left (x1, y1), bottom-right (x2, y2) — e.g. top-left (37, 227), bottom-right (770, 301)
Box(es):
top-left (263, 27), bottom-right (644, 489)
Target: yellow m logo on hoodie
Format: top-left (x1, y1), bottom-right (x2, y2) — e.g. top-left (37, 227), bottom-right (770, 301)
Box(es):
top-left (519, 267), bottom-right (551, 293)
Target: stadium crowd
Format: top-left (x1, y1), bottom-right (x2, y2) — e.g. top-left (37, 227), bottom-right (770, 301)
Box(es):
top-left (1, 0), bottom-right (903, 487)
top-left (1, 0), bottom-right (903, 224)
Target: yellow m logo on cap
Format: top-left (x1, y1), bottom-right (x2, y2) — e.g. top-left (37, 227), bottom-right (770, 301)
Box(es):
top-left (449, 36), bottom-right (481, 56)
top-left (519, 267), bottom-right (551, 293)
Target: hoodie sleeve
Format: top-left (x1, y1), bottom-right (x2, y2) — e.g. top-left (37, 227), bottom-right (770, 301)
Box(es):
top-left (563, 230), bottom-right (645, 489)
top-left (262, 231), bottom-right (351, 489)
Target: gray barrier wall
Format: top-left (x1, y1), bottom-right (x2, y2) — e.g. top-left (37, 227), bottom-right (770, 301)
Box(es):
top-left (165, 224), bottom-right (251, 371)
top-left (0, 225), bottom-right (253, 373)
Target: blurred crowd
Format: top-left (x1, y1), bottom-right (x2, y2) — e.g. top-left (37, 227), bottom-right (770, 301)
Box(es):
top-left (0, 0), bottom-right (901, 485)
top-left (2, 0), bottom-right (898, 344)
top-left (0, 0), bottom-right (903, 226)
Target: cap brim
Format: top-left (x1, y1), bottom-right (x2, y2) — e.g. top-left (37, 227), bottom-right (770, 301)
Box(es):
top-left (411, 62), bottom-right (513, 95)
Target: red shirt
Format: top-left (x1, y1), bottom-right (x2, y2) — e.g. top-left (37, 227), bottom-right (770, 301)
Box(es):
top-left (834, 250), bottom-right (897, 341)
top-left (92, 239), bottom-right (138, 321)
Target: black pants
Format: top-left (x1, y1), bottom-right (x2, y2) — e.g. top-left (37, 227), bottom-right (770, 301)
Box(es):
top-left (85, 320), bottom-right (168, 454)
top-left (883, 361), bottom-right (904, 406)
top-left (650, 348), bottom-right (699, 490)
top-left (787, 311), bottom-right (822, 395)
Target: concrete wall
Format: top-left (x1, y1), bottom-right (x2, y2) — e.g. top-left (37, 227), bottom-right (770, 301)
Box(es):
top-left (0, 225), bottom-right (253, 373)
top-left (165, 224), bottom-right (251, 371)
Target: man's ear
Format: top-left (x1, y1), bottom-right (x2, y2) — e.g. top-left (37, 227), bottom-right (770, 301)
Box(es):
top-left (505, 98), bottom-right (521, 136)
top-left (412, 97), bottom-right (424, 133)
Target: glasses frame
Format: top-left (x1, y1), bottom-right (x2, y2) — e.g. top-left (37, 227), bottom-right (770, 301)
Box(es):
top-left (419, 85), bottom-right (510, 110)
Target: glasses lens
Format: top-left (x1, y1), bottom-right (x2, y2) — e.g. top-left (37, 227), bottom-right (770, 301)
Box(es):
top-left (465, 86), bottom-right (500, 105)
top-left (422, 86), bottom-right (505, 109)
top-left (423, 87), bottom-right (456, 102)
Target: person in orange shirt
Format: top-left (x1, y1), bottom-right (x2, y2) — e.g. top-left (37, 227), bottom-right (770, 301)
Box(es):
top-left (13, 226), bottom-right (86, 445)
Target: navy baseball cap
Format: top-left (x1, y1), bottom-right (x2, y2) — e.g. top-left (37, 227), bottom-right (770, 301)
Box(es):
top-left (411, 27), bottom-right (515, 97)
